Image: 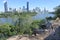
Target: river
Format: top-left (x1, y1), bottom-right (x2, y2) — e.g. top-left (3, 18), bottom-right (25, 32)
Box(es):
top-left (0, 13), bottom-right (54, 24)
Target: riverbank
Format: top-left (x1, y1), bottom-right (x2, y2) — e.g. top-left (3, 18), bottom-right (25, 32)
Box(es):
top-left (7, 18), bottom-right (60, 40)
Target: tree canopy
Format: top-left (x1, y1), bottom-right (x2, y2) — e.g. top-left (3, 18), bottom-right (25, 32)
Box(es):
top-left (54, 5), bottom-right (60, 18)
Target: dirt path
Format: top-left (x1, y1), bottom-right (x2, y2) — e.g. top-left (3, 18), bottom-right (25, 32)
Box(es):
top-left (7, 31), bottom-right (52, 40)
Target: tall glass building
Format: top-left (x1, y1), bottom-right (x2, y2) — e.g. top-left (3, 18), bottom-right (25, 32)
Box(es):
top-left (27, 2), bottom-right (29, 11)
top-left (4, 1), bottom-right (8, 12)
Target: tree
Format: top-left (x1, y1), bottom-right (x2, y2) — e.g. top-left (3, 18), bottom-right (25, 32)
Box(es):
top-left (54, 5), bottom-right (60, 18)
top-left (30, 19), bottom-right (46, 30)
top-left (14, 12), bottom-right (37, 34)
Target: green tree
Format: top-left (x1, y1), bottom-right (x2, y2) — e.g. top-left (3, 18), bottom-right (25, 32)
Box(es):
top-left (14, 12), bottom-right (37, 34)
top-left (54, 5), bottom-right (60, 18)
top-left (30, 19), bottom-right (45, 31)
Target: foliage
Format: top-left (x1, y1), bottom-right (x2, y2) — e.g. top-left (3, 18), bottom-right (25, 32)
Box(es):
top-left (0, 23), bottom-right (17, 38)
top-left (46, 16), bottom-right (53, 20)
top-left (0, 11), bottom-right (46, 40)
top-left (30, 19), bottom-right (45, 29)
top-left (54, 5), bottom-right (60, 18)
top-left (14, 12), bottom-right (34, 34)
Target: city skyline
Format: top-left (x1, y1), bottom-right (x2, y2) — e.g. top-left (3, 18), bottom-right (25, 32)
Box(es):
top-left (0, 0), bottom-right (60, 12)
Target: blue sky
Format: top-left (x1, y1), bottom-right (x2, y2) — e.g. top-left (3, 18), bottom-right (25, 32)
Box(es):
top-left (0, 0), bottom-right (60, 12)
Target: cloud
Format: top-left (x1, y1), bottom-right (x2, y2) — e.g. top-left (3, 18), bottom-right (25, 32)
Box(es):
top-left (3, 0), bottom-right (7, 3)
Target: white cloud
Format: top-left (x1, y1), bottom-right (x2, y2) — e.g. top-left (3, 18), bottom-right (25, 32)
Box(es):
top-left (3, 0), bottom-right (7, 3)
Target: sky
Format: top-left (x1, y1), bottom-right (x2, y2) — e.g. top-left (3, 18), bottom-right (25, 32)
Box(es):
top-left (0, 0), bottom-right (60, 12)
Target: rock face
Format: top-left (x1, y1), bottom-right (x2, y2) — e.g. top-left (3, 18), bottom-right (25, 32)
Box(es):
top-left (54, 27), bottom-right (60, 39)
top-left (44, 26), bottom-right (60, 40)
top-left (44, 18), bottom-right (60, 40)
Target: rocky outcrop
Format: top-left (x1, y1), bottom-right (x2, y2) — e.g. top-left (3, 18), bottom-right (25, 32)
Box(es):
top-left (44, 17), bottom-right (60, 40)
top-left (44, 26), bottom-right (60, 40)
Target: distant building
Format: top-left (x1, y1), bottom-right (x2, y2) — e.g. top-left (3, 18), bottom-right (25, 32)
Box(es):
top-left (27, 1), bottom-right (29, 11)
top-left (22, 6), bottom-right (27, 12)
top-left (13, 8), bottom-right (16, 12)
top-left (43, 8), bottom-right (49, 14)
top-left (16, 8), bottom-right (23, 13)
top-left (23, 6), bottom-right (25, 10)
top-left (35, 7), bottom-right (41, 13)
top-left (32, 9), bottom-right (36, 12)
top-left (9, 8), bottom-right (12, 11)
top-left (4, 1), bottom-right (8, 12)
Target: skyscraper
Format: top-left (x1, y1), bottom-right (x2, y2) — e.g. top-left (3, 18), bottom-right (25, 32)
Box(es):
top-left (27, 1), bottom-right (29, 11)
top-left (4, 0), bottom-right (8, 12)
top-left (23, 6), bottom-right (25, 11)
top-left (13, 8), bottom-right (16, 12)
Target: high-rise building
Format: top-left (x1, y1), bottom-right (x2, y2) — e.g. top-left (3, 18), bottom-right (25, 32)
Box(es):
top-left (27, 1), bottom-right (29, 11)
top-left (9, 8), bottom-right (12, 11)
top-left (23, 6), bottom-right (25, 11)
top-left (4, 0), bottom-right (8, 12)
top-left (13, 8), bottom-right (16, 12)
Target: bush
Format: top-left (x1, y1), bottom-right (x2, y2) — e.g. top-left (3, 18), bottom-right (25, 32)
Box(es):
top-left (0, 23), bottom-right (17, 39)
